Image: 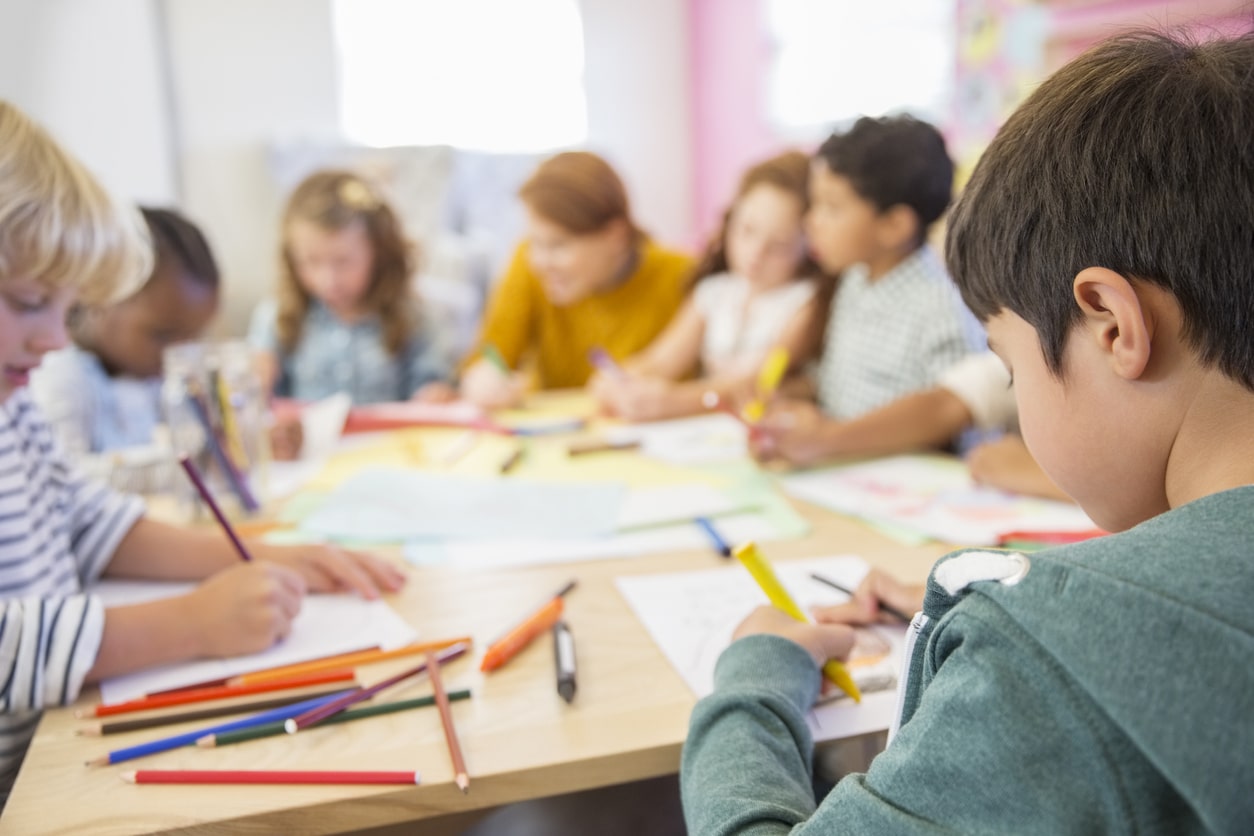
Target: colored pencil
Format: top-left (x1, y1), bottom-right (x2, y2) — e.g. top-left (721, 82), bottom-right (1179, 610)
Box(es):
top-left (78, 685), bottom-right (350, 736)
top-left (439, 430), bottom-right (480, 465)
top-left (498, 442), bottom-right (526, 474)
top-left (186, 392), bottom-right (260, 512)
top-left (197, 689), bottom-right (472, 747)
top-left (809, 573), bottom-right (911, 624)
top-left (566, 438), bottom-right (640, 457)
top-left (285, 642), bottom-right (470, 733)
top-left (87, 690), bottom-right (354, 766)
top-left (178, 455), bottom-right (255, 562)
top-left (426, 651), bottom-right (470, 792)
top-left (78, 670), bottom-right (358, 719)
top-left (734, 542), bottom-right (861, 703)
top-left (123, 769), bottom-right (421, 785)
top-left (227, 637), bottom-right (473, 687)
top-left (694, 516), bottom-right (732, 558)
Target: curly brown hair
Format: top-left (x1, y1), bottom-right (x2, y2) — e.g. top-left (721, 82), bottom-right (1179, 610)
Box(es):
top-left (276, 170), bottom-right (417, 356)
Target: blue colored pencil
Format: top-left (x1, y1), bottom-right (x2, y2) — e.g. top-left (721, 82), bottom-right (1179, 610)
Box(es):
top-left (87, 689), bottom-right (355, 766)
top-left (694, 516), bottom-right (732, 558)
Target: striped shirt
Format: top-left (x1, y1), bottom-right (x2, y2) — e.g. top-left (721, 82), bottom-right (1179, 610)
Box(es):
top-left (0, 390), bottom-right (144, 803)
top-left (817, 246), bottom-right (984, 420)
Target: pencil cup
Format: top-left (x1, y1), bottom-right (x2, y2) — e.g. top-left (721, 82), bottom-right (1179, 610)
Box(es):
top-left (162, 340), bottom-right (267, 518)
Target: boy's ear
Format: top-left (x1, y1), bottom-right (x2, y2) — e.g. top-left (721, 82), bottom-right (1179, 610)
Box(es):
top-left (877, 204), bottom-right (920, 252)
top-left (1072, 267), bottom-right (1152, 380)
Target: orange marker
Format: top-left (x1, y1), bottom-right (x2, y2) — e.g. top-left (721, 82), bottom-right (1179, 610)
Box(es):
top-left (480, 597), bottom-right (565, 672)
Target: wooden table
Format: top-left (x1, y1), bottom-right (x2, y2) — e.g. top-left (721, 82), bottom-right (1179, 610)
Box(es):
top-left (1, 428), bottom-right (951, 834)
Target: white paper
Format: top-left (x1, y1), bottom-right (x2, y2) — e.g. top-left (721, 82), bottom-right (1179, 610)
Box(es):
top-left (615, 483), bottom-right (759, 530)
top-left (615, 554), bottom-right (907, 740)
top-left (299, 392), bottom-right (352, 459)
top-left (606, 414), bottom-right (749, 465)
top-left (93, 580), bottom-right (418, 705)
top-left (781, 454), bottom-right (1096, 545)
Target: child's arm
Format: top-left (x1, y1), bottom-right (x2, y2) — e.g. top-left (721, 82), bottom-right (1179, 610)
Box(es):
top-left (751, 388), bottom-right (974, 466)
top-left (102, 518), bottom-right (406, 598)
top-left (460, 249), bottom-right (535, 407)
top-left (618, 299), bottom-right (705, 380)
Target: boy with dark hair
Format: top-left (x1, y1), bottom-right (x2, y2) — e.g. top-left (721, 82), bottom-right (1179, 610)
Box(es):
top-left (761, 115), bottom-right (980, 450)
top-left (682, 30), bottom-right (1254, 834)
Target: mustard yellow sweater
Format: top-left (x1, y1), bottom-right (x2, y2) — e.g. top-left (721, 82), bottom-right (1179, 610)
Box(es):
top-left (470, 238), bottom-right (692, 389)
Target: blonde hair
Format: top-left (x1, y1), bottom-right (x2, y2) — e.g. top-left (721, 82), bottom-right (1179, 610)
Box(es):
top-left (276, 170), bottom-right (417, 356)
top-left (0, 100), bottom-right (151, 304)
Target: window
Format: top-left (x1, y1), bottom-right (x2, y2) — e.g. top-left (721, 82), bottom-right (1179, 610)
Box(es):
top-left (766, 0), bottom-right (956, 132)
top-left (333, 0), bottom-right (587, 151)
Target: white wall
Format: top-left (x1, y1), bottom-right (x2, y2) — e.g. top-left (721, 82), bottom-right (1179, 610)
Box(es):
top-left (0, 0), bottom-right (177, 204)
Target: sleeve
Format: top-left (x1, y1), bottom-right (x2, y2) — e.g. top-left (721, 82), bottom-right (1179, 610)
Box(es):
top-left (913, 287), bottom-right (982, 389)
top-left (0, 593), bottom-right (105, 710)
top-left (401, 305), bottom-right (455, 395)
top-left (937, 352), bottom-right (1017, 432)
top-left (682, 611), bottom-right (1127, 835)
top-left (27, 350), bottom-right (95, 457)
top-left (60, 458), bottom-right (146, 585)
top-left (466, 243), bottom-right (536, 370)
top-left (247, 298), bottom-right (280, 354)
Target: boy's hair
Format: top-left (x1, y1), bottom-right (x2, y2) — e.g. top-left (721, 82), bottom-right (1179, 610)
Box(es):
top-left (519, 151), bottom-right (642, 242)
top-left (141, 206), bottom-right (220, 290)
top-left (815, 115), bottom-right (953, 247)
top-left (0, 100), bottom-right (151, 303)
top-left (277, 170), bottom-right (416, 356)
top-left (946, 31), bottom-right (1254, 391)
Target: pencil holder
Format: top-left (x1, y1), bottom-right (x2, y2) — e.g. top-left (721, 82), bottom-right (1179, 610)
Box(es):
top-left (162, 340), bottom-right (267, 518)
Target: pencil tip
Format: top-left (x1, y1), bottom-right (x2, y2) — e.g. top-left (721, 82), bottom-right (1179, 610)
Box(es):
top-left (195, 735), bottom-right (214, 748)
top-left (284, 719), bottom-right (299, 734)
top-left (86, 757), bottom-right (108, 768)
top-left (121, 771), bottom-right (137, 784)
top-left (456, 774), bottom-right (470, 793)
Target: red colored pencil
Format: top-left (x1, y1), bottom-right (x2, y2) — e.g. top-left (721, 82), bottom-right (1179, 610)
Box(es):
top-left (284, 642), bottom-right (469, 733)
top-left (122, 769), bottom-right (421, 785)
top-left (78, 670), bottom-right (357, 718)
top-left (426, 651), bottom-right (469, 793)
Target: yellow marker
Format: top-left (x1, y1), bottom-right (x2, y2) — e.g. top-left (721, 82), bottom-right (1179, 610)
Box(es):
top-left (733, 541), bottom-right (862, 703)
top-left (742, 346), bottom-right (790, 423)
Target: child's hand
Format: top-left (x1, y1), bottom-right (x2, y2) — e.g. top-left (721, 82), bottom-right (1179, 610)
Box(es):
top-left (749, 399), bottom-right (830, 465)
top-left (590, 374), bottom-right (674, 421)
top-left (733, 605), bottom-right (857, 668)
top-left (812, 569), bottom-right (923, 626)
top-left (250, 542), bottom-right (407, 600)
top-left (412, 381), bottom-right (456, 403)
top-left (461, 359), bottom-right (528, 409)
top-left (268, 415), bottom-right (304, 461)
top-left (967, 435), bottom-right (1071, 501)
top-left (184, 562), bottom-right (306, 658)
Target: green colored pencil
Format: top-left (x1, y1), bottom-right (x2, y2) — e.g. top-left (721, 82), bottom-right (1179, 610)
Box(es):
top-left (482, 344), bottom-right (510, 374)
top-left (196, 689), bottom-right (472, 748)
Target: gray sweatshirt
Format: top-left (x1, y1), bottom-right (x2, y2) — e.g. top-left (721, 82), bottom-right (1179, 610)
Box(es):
top-left (682, 485), bottom-right (1254, 834)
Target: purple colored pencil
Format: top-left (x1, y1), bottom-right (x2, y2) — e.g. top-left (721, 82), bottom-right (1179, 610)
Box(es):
top-left (284, 642), bottom-right (470, 733)
top-left (178, 456), bottom-right (254, 562)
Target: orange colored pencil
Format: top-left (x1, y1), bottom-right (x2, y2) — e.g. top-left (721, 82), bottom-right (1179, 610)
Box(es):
top-left (78, 670), bottom-right (358, 718)
top-left (228, 637), bottom-right (474, 687)
top-left (479, 597), bottom-right (564, 672)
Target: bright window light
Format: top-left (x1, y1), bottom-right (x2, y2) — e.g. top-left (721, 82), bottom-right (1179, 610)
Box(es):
top-left (766, 0), bottom-right (955, 131)
top-left (333, 0), bottom-right (587, 151)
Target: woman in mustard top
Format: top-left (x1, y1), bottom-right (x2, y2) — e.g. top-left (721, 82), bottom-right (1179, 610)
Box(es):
top-left (460, 151), bottom-right (693, 408)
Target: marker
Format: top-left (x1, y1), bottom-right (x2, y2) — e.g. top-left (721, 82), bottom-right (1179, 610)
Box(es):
top-left (481, 580), bottom-right (576, 672)
top-left (552, 620), bottom-right (577, 703)
top-left (588, 347), bottom-right (627, 380)
top-left (694, 516), bottom-right (732, 558)
top-left (742, 347), bottom-right (790, 423)
top-left (733, 542), bottom-right (861, 703)
top-left (482, 344), bottom-right (510, 374)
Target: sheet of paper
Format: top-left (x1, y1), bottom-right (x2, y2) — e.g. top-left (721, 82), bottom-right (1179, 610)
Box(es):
top-left (616, 483), bottom-right (760, 530)
top-left (780, 454), bottom-right (1096, 546)
top-left (298, 467), bottom-right (626, 542)
top-left (615, 555), bottom-right (907, 740)
top-left (92, 580), bottom-right (418, 705)
top-left (300, 392), bottom-right (353, 459)
top-left (606, 414), bottom-right (750, 466)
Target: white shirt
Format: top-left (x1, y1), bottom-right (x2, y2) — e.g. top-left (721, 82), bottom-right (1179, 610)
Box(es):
top-left (938, 351), bottom-right (1017, 432)
top-left (817, 246), bottom-right (983, 420)
top-left (692, 273), bottom-right (816, 378)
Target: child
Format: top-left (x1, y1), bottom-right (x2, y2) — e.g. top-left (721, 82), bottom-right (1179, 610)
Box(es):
top-left (249, 170), bottom-right (453, 406)
top-left (761, 116), bottom-right (982, 442)
top-left (591, 150), bottom-right (831, 422)
top-left (30, 207), bottom-right (219, 471)
top-left (682, 30), bottom-right (1253, 833)
top-left (0, 101), bottom-right (405, 804)
top-left (459, 151), bottom-right (693, 408)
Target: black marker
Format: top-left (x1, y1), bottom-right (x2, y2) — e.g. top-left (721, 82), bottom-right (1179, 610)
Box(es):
top-left (553, 620), bottom-right (577, 703)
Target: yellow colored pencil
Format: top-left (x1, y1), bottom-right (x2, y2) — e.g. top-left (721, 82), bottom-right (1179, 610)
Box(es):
top-left (742, 347), bottom-right (790, 423)
top-left (227, 637), bottom-right (474, 687)
top-left (733, 542), bottom-right (861, 703)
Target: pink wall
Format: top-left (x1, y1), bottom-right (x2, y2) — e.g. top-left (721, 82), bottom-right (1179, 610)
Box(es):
top-left (687, 0), bottom-right (781, 249)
